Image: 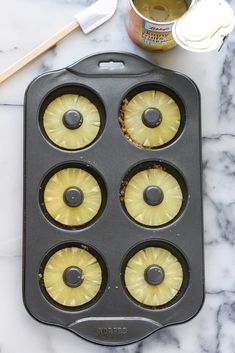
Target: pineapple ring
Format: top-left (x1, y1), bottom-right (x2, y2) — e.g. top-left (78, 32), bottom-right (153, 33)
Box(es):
top-left (124, 246), bottom-right (184, 307)
top-left (43, 168), bottom-right (102, 227)
top-left (133, 0), bottom-right (188, 23)
top-left (123, 167), bottom-right (183, 226)
top-left (43, 94), bottom-right (101, 150)
top-left (121, 90), bottom-right (181, 148)
top-left (43, 247), bottom-right (102, 307)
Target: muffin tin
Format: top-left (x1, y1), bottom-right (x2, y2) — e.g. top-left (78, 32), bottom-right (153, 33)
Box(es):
top-left (23, 52), bottom-right (204, 346)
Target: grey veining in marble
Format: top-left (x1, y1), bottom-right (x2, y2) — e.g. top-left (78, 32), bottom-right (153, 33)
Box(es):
top-left (0, 0), bottom-right (235, 352)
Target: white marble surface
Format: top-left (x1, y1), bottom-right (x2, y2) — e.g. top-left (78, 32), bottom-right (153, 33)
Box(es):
top-left (0, 0), bottom-right (235, 352)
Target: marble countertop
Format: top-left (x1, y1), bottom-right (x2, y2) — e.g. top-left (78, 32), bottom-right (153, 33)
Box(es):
top-left (0, 0), bottom-right (235, 352)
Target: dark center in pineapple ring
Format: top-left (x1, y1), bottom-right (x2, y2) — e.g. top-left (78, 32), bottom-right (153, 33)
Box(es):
top-left (144, 265), bottom-right (165, 285)
top-left (63, 187), bottom-right (84, 207)
top-left (63, 266), bottom-right (84, 288)
top-left (142, 107), bottom-right (162, 128)
top-left (143, 185), bottom-right (164, 206)
top-left (63, 109), bottom-right (83, 129)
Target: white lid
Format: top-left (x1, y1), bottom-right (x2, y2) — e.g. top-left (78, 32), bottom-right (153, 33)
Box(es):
top-left (172, 0), bottom-right (235, 52)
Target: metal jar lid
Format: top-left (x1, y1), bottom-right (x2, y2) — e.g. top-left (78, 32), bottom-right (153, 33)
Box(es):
top-left (173, 0), bottom-right (235, 52)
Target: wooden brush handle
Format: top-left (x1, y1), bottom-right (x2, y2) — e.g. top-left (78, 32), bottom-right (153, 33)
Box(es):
top-left (0, 20), bottom-right (79, 84)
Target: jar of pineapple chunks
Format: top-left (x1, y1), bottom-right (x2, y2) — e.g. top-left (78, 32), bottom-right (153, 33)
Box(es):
top-left (127, 0), bottom-right (195, 51)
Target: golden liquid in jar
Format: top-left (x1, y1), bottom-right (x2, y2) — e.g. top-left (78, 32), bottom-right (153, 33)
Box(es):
top-left (133, 0), bottom-right (188, 22)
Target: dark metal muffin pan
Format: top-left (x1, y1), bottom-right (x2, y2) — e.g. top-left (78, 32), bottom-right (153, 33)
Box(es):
top-left (23, 52), bottom-right (204, 346)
